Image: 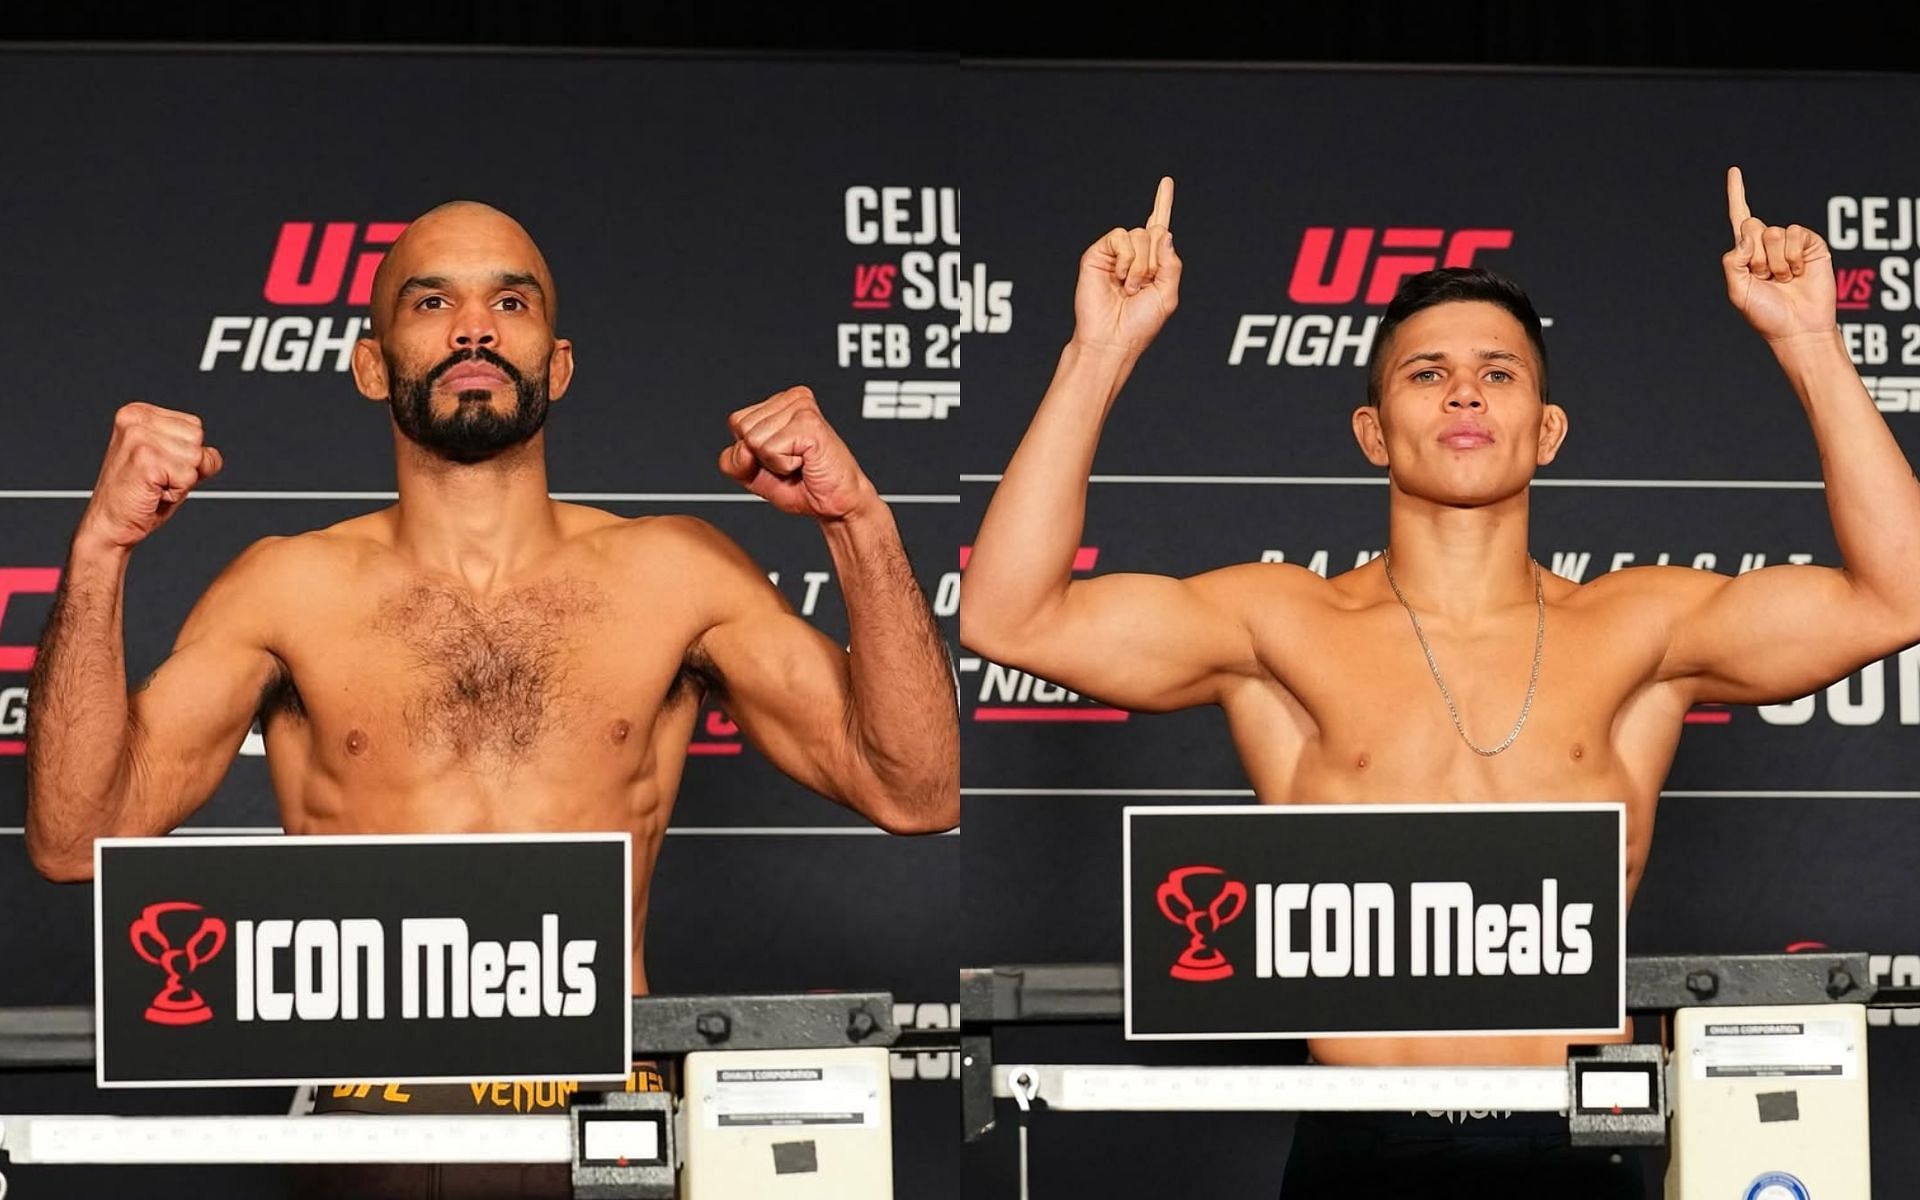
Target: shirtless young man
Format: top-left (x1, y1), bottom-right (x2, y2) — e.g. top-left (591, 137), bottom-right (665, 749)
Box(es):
top-left (960, 174), bottom-right (1920, 1193)
top-left (25, 200), bottom-right (959, 980)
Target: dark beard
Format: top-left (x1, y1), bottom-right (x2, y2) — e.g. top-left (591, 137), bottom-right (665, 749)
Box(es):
top-left (387, 348), bottom-right (550, 465)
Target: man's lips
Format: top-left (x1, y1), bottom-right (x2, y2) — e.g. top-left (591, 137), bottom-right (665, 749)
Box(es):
top-left (440, 366), bottom-right (509, 390)
top-left (1440, 426), bottom-right (1494, 449)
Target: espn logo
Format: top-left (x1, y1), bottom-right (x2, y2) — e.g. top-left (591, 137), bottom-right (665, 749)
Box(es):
top-left (1864, 376), bottom-right (1920, 413)
top-left (863, 380), bottom-right (960, 420)
top-left (1290, 228), bottom-right (1514, 306)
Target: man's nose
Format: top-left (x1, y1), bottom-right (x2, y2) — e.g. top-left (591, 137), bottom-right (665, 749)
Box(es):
top-left (1445, 378), bottom-right (1485, 410)
top-left (450, 301), bottom-right (498, 349)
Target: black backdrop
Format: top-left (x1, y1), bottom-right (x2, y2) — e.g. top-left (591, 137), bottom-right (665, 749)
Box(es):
top-left (955, 60), bottom-right (1920, 1199)
top-left (1, 17), bottom-right (1917, 1200)
top-left (0, 45), bottom-right (962, 1200)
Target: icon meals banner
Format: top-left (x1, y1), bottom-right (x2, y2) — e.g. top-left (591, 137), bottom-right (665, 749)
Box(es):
top-left (1124, 805), bottom-right (1625, 1040)
top-left (95, 833), bottom-right (632, 1087)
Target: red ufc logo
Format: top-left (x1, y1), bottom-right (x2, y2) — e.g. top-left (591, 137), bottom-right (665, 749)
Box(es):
top-left (1288, 228), bottom-right (1515, 306)
top-left (264, 221), bottom-right (409, 306)
top-left (0, 568), bottom-right (61, 673)
top-left (853, 263), bottom-right (897, 310)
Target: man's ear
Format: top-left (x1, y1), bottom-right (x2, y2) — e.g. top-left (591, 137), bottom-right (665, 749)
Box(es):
top-left (1352, 404), bottom-right (1390, 468)
top-left (546, 339), bottom-right (574, 402)
top-left (352, 338), bottom-right (389, 402)
top-left (1536, 402), bottom-right (1568, 466)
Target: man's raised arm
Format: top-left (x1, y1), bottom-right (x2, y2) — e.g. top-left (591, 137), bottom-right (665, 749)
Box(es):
top-left (25, 403), bottom-right (275, 880)
top-left (960, 177), bottom-right (1274, 713)
top-left (701, 387), bottom-right (958, 834)
top-left (1662, 168), bottom-right (1920, 699)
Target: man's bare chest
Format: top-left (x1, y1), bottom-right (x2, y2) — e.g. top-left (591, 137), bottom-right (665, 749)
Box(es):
top-left (1269, 600), bottom-right (1665, 733)
top-left (269, 576), bottom-right (698, 762)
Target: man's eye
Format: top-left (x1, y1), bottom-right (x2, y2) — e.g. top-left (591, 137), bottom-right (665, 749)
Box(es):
top-left (1412, 369), bottom-right (1441, 383)
top-left (498, 296), bottom-right (525, 311)
top-left (417, 296), bottom-right (447, 310)
top-left (1486, 369), bottom-right (1513, 383)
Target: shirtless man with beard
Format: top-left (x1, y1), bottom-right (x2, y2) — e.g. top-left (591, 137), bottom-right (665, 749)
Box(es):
top-left (24, 200), bottom-right (958, 1193)
top-left (960, 173), bottom-right (1920, 1196)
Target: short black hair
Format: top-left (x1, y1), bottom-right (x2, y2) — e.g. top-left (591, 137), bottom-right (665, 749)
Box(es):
top-left (1366, 267), bottom-right (1549, 406)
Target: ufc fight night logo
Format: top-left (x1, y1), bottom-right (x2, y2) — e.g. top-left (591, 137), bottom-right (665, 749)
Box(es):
top-left (1287, 227), bottom-right (1515, 305)
top-left (262, 221), bottom-right (408, 306)
top-left (200, 220), bottom-right (406, 373)
top-left (1229, 226), bottom-right (1521, 369)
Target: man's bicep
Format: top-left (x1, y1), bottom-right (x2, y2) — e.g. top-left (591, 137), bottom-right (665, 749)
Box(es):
top-left (990, 568), bottom-right (1265, 713)
top-left (1664, 563), bottom-right (1908, 703)
top-left (662, 518), bottom-right (856, 787)
top-left (694, 604), bottom-right (866, 802)
top-left (122, 550), bottom-right (284, 828)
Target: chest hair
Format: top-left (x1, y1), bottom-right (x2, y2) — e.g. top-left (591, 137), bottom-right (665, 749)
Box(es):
top-left (374, 578), bottom-right (601, 761)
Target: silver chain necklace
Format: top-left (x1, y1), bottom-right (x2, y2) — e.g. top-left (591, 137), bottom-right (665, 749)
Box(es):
top-left (1380, 550), bottom-right (1545, 757)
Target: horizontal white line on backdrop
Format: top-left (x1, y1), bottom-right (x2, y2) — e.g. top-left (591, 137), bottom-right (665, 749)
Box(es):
top-left (960, 475), bottom-right (1824, 490)
top-left (0, 491), bottom-right (959, 504)
top-left (0, 825), bottom-right (952, 837)
top-left (962, 788), bottom-right (1920, 800)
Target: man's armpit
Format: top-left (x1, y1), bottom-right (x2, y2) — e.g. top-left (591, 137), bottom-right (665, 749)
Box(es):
top-left (256, 657), bottom-right (306, 728)
top-left (669, 639), bottom-right (725, 708)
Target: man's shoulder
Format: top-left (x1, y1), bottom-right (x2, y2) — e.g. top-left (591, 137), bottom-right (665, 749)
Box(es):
top-left (1190, 558), bottom-right (1347, 615)
top-left (1197, 558), bottom-right (1337, 594)
top-left (581, 511), bottom-right (766, 577)
top-left (1557, 563), bottom-right (1724, 613)
top-left (212, 514), bottom-right (391, 594)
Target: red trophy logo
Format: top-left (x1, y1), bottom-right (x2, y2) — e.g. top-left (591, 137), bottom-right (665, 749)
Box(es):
top-left (1156, 866), bottom-right (1247, 982)
top-left (129, 902), bottom-right (228, 1026)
